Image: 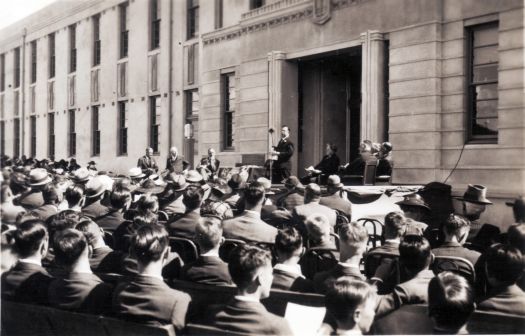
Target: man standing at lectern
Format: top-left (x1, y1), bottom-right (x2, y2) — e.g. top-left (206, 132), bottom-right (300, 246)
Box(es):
top-left (271, 126), bottom-right (294, 183)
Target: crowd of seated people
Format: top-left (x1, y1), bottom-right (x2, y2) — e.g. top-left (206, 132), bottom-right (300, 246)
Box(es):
top-left (1, 155), bottom-right (525, 335)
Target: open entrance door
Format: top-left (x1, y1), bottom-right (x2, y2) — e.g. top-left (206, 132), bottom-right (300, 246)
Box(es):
top-left (297, 48), bottom-right (362, 172)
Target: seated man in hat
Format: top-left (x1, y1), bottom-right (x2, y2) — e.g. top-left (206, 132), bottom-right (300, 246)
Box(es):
top-left (272, 227), bottom-right (315, 292)
top-left (71, 168), bottom-right (91, 186)
top-left (95, 187), bottom-right (131, 231)
top-left (428, 272), bottom-right (475, 335)
top-left (180, 216), bottom-right (232, 285)
top-left (507, 196), bottom-right (525, 225)
top-left (82, 177), bottom-right (110, 220)
top-left (432, 214), bottom-right (481, 271)
top-left (137, 147), bottom-right (159, 177)
top-left (223, 182), bottom-right (278, 245)
top-left (14, 168), bottom-right (51, 210)
top-left (48, 229), bottom-right (113, 314)
top-left (1, 219), bottom-right (53, 304)
top-left (166, 146), bottom-right (189, 174)
top-left (160, 174), bottom-right (188, 216)
top-left (168, 186), bottom-right (204, 239)
top-left (477, 243), bottom-right (525, 315)
top-left (320, 175), bottom-right (352, 219)
top-left (313, 222), bottom-right (367, 294)
top-left (223, 174), bottom-right (245, 212)
top-left (291, 183), bottom-right (337, 237)
top-left (112, 225), bottom-right (191, 331)
top-left (454, 184), bottom-right (492, 239)
top-left (396, 193), bottom-right (430, 235)
top-left (127, 167), bottom-right (146, 188)
top-left (276, 176), bottom-right (304, 212)
top-left (376, 142), bottom-right (394, 177)
top-left (31, 184), bottom-right (60, 222)
top-left (199, 244), bottom-right (292, 335)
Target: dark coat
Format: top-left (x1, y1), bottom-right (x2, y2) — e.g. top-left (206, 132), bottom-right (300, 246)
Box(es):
top-left (276, 190), bottom-right (304, 212)
top-left (477, 285), bottom-right (525, 315)
top-left (166, 155), bottom-right (188, 174)
top-left (320, 193), bottom-right (352, 219)
top-left (274, 138), bottom-right (294, 169)
top-left (90, 246), bottom-right (126, 274)
top-left (314, 154), bottom-right (340, 177)
top-left (95, 209), bottom-right (126, 231)
top-left (180, 255), bottom-right (232, 286)
top-left (1, 261), bottom-right (53, 304)
top-left (31, 204), bottom-right (59, 221)
top-left (48, 272), bottom-right (113, 314)
top-left (15, 190), bottom-right (44, 210)
top-left (222, 211), bottom-right (278, 244)
top-left (271, 268), bottom-right (316, 293)
top-left (167, 210), bottom-right (201, 239)
top-left (137, 155), bottom-right (159, 173)
top-left (112, 274), bottom-right (191, 331)
top-left (82, 200), bottom-right (111, 220)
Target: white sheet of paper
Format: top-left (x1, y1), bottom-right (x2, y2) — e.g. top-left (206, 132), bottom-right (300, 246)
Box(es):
top-left (284, 303), bottom-right (326, 336)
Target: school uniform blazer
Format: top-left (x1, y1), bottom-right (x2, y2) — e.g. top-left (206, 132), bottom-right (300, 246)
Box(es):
top-left (477, 285), bottom-right (525, 315)
top-left (48, 272), bottom-right (113, 314)
top-left (1, 261), bottom-right (53, 304)
top-left (167, 210), bottom-right (202, 239)
top-left (180, 255), bottom-right (232, 286)
top-left (112, 274), bottom-right (191, 331)
top-left (313, 264), bottom-right (365, 294)
top-left (82, 200), bottom-right (111, 220)
top-left (320, 193), bottom-right (352, 219)
top-left (222, 211), bottom-right (278, 244)
top-left (90, 246), bottom-right (126, 274)
top-left (202, 298), bottom-right (292, 335)
top-left (95, 209), bottom-right (126, 231)
top-left (272, 268), bottom-right (316, 293)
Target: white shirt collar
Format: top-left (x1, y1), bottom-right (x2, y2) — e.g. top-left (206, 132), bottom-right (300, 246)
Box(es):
top-left (19, 258), bottom-right (42, 267)
top-left (385, 238), bottom-right (400, 244)
top-left (234, 295), bottom-right (260, 303)
top-left (244, 209), bottom-right (261, 218)
top-left (274, 263), bottom-right (304, 278)
top-left (201, 250), bottom-right (220, 257)
top-left (140, 273), bottom-right (164, 281)
top-left (335, 329), bottom-right (362, 336)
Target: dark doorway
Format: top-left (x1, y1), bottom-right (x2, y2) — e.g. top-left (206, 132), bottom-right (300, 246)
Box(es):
top-left (297, 48), bottom-right (361, 171)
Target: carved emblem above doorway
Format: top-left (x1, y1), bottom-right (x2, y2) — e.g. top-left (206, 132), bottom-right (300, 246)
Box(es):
top-left (311, 0), bottom-right (332, 25)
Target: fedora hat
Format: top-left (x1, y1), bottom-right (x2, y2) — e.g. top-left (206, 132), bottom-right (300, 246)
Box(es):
top-left (136, 178), bottom-right (165, 195)
top-left (396, 193), bottom-right (430, 211)
top-left (168, 174), bottom-right (189, 192)
top-left (129, 167), bottom-right (145, 179)
top-left (71, 168), bottom-right (91, 183)
top-left (327, 175), bottom-right (344, 189)
top-left (27, 168), bottom-right (52, 187)
top-left (456, 184), bottom-right (492, 205)
top-left (212, 181), bottom-right (232, 196)
top-left (185, 170), bottom-right (204, 184)
top-left (85, 177), bottom-right (106, 198)
top-left (256, 177), bottom-right (274, 195)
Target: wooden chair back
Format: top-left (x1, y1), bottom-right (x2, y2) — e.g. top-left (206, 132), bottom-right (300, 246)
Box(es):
top-left (168, 236), bottom-right (200, 264)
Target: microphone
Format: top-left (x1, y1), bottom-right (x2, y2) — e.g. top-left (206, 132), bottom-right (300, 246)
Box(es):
top-left (268, 128), bottom-right (275, 134)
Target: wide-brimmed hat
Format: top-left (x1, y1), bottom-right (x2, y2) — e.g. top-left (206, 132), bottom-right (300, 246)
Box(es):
top-left (256, 177), bottom-right (274, 195)
top-left (228, 174), bottom-right (246, 190)
top-left (168, 173), bottom-right (188, 191)
top-left (71, 168), bottom-right (91, 183)
top-left (27, 168), bottom-right (52, 187)
top-left (136, 178), bottom-right (165, 194)
top-left (129, 167), bottom-right (145, 179)
top-left (284, 176), bottom-right (304, 190)
top-left (455, 184), bottom-right (492, 205)
top-left (85, 177), bottom-right (106, 198)
top-left (327, 175), bottom-right (344, 189)
top-left (396, 193), bottom-right (430, 210)
top-left (185, 170), bottom-right (204, 184)
top-left (212, 181), bottom-right (232, 196)
top-left (506, 196), bottom-right (525, 210)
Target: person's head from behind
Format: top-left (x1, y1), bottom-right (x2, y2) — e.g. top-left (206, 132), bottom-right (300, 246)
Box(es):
top-left (428, 272), bottom-right (474, 333)
top-left (384, 211), bottom-right (406, 240)
top-left (133, 213), bottom-right (159, 229)
top-left (443, 214), bottom-right (470, 244)
top-left (136, 193), bottom-right (159, 216)
top-left (48, 210), bottom-right (81, 242)
top-left (244, 182), bottom-right (265, 210)
top-left (194, 216), bottom-right (223, 254)
top-left (339, 222), bottom-right (369, 262)
top-left (399, 235), bottom-right (432, 276)
top-left (42, 184), bottom-right (60, 206)
top-left (65, 184), bottom-right (85, 208)
top-left (13, 219), bottom-right (49, 260)
top-left (182, 186), bottom-right (204, 211)
top-left (305, 214), bottom-right (331, 246)
top-left (325, 277), bottom-right (377, 334)
top-left (110, 186), bottom-right (132, 211)
top-left (275, 227), bottom-right (304, 264)
top-left (53, 229), bottom-right (89, 270)
top-left (304, 183), bottom-right (321, 204)
top-left (76, 218), bottom-right (105, 250)
top-left (509, 196), bottom-right (525, 223)
top-left (131, 224), bottom-right (169, 269)
top-left (507, 223), bottom-right (525, 254)
top-left (228, 244), bottom-right (273, 299)
top-left (485, 243), bottom-right (524, 288)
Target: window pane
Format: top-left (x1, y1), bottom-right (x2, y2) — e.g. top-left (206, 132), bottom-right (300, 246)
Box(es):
top-left (472, 117), bottom-right (498, 136)
top-left (475, 99), bottom-right (498, 119)
top-left (473, 45), bottom-right (497, 65)
top-left (473, 64), bottom-right (497, 82)
top-left (474, 25), bottom-right (498, 47)
top-left (475, 83), bottom-right (497, 100)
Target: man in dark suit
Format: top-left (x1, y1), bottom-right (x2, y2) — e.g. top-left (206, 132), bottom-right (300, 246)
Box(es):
top-left (168, 186), bottom-right (203, 239)
top-left (320, 175), bottom-right (352, 219)
top-left (376, 142), bottom-right (394, 177)
top-left (47, 229), bottom-right (113, 314)
top-left (302, 143), bottom-right (341, 185)
top-left (166, 146), bottom-right (189, 174)
top-left (200, 244), bottom-right (292, 335)
top-left (137, 147), bottom-right (159, 176)
top-left (477, 243), bottom-right (525, 315)
top-left (95, 187), bottom-right (131, 231)
top-left (222, 182), bottom-right (278, 244)
top-left (432, 214), bottom-right (481, 271)
top-left (272, 227), bottom-right (315, 292)
top-left (1, 220), bottom-right (53, 304)
top-left (313, 222), bottom-right (367, 294)
top-left (300, 214), bottom-right (339, 279)
top-left (271, 126), bottom-right (294, 183)
top-left (343, 142), bottom-right (377, 176)
top-left (376, 235), bottom-right (435, 317)
top-left (113, 225), bottom-right (191, 331)
top-left (31, 184), bottom-right (60, 221)
top-left (82, 177), bottom-right (110, 220)
top-left (291, 183), bottom-right (337, 237)
top-left (197, 148), bottom-right (220, 180)
top-left (180, 216), bottom-right (232, 285)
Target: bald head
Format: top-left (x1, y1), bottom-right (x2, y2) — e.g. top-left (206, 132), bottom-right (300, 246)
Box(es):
top-left (304, 183), bottom-right (321, 204)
